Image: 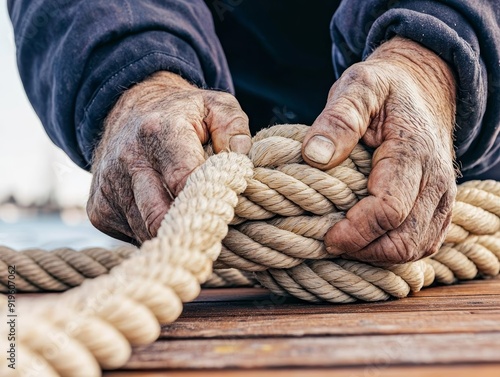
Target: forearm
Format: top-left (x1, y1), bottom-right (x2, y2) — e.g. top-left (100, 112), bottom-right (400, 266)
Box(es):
top-left (8, 0), bottom-right (232, 169)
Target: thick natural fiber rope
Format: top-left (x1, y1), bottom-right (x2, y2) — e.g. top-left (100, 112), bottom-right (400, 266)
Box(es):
top-left (4, 126), bottom-right (499, 297)
top-left (222, 125), bottom-right (500, 302)
top-left (1, 153), bottom-right (253, 376)
top-left (1, 124), bottom-right (499, 376)
top-left (0, 246), bottom-right (255, 291)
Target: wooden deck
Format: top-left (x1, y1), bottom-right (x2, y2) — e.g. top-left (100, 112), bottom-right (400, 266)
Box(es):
top-left (105, 277), bottom-right (500, 376)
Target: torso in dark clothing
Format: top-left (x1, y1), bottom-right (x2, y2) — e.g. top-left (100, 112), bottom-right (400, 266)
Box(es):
top-left (206, 0), bottom-right (342, 134)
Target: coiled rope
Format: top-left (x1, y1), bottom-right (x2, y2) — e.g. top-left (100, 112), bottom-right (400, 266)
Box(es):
top-left (1, 124), bottom-right (499, 376)
top-left (0, 246), bottom-right (254, 291)
top-left (1, 152), bottom-right (253, 377)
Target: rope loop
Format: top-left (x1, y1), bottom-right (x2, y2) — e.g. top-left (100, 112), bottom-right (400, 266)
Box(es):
top-left (1, 124), bottom-right (499, 376)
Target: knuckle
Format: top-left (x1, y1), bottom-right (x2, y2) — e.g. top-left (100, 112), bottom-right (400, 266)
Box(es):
top-left (378, 195), bottom-right (407, 230)
top-left (212, 90), bottom-right (238, 105)
top-left (343, 63), bottom-right (372, 84)
top-left (237, 111), bottom-right (250, 124)
top-left (145, 209), bottom-right (167, 237)
top-left (168, 165), bottom-right (195, 195)
top-left (87, 174), bottom-right (130, 231)
top-left (138, 118), bottom-right (163, 140)
top-left (205, 90), bottom-right (240, 111)
top-left (117, 152), bottom-right (136, 169)
top-left (432, 173), bottom-right (449, 191)
top-left (203, 92), bottom-right (249, 133)
top-left (436, 197), bottom-right (453, 219)
top-left (385, 233), bottom-right (419, 264)
top-left (342, 62), bottom-right (382, 90)
top-left (424, 244), bottom-right (440, 258)
top-left (433, 162), bottom-right (455, 184)
top-left (211, 98), bottom-right (248, 122)
top-left (136, 119), bottom-right (172, 164)
top-left (318, 106), bottom-right (362, 137)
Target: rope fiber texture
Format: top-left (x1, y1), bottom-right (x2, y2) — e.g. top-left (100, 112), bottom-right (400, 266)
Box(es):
top-left (1, 124), bottom-right (499, 376)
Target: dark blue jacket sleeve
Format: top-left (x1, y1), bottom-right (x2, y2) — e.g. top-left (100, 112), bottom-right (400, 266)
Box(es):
top-left (331, 0), bottom-right (500, 177)
top-left (8, 0), bottom-right (232, 169)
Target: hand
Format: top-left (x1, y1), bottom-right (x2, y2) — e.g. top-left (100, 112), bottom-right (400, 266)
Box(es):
top-left (87, 72), bottom-right (251, 244)
top-left (302, 37), bottom-right (457, 265)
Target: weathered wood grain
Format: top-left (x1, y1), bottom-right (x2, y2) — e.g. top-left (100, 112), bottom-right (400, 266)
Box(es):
top-left (413, 278), bottom-right (500, 297)
top-left (161, 310), bottom-right (500, 339)
top-left (124, 332), bottom-right (500, 369)
top-left (105, 364), bottom-right (500, 377)
top-left (102, 277), bottom-right (500, 375)
top-left (180, 294), bottom-right (500, 318)
top-left (191, 278), bottom-right (500, 303)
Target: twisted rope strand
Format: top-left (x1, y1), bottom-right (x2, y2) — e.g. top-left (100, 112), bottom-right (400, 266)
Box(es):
top-left (1, 153), bottom-right (252, 377)
top-left (1, 124), bottom-right (499, 377)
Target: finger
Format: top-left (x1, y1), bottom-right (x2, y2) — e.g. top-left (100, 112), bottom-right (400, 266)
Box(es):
top-left (341, 183), bottom-right (447, 265)
top-left (87, 189), bottom-right (137, 245)
top-left (324, 139), bottom-right (422, 255)
top-left (131, 168), bottom-right (173, 238)
top-left (124, 200), bottom-right (152, 244)
top-left (302, 67), bottom-right (386, 169)
top-left (203, 92), bottom-right (252, 154)
top-left (422, 188), bottom-right (455, 257)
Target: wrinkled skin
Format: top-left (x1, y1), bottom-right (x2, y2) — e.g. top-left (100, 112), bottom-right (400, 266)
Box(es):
top-left (302, 36), bottom-right (457, 264)
top-left (89, 36), bottom-right (457, 265)
top-left (87, 72), bottom-right (252, 244)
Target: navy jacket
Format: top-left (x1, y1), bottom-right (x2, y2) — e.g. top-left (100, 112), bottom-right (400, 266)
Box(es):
top-left (8, 0), bottom-right (500, 179)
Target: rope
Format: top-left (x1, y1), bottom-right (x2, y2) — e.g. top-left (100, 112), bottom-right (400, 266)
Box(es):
top-left (0, 246), bottom-right (255, 291)
top-left (1, 124), bottom-right (499, 376)
top-left (202, 268), bottom-right (256, 288)
top-left (1, 153), bottom-right (253, 376)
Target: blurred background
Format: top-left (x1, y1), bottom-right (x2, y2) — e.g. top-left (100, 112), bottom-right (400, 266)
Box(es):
top-left (0, 6), bottom-right (119, 250)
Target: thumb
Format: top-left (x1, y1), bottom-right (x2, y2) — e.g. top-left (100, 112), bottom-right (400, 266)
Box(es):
top-left (302, 71), bottom-right (383, 170)
top-left (203, 92), bottom-right (252, 154)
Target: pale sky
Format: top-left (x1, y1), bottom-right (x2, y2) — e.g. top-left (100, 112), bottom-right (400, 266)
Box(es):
top-left (0, 4), bottom-right (91, 208)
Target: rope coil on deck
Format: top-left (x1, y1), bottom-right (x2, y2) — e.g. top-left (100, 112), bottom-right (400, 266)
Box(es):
top-left (1, 124), bottom-right (500, 376)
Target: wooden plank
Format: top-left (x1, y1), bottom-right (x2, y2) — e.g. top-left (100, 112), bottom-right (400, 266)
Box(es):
top-left (160, 310), bottom-right (500, 339)
top-left (180, 295), bottom-right (500, 318)
top-left (193, 288), bottom-right (271, 302)
top-left (105, 364), bottom-right (500, 377)
top-left (124, 332), bottom-right (500, 369)
top-left (413, 278), bottom-right (500, 297)
top-left (452, 277), bottom-right (500, 284)
top-left (413, 285), bottom-right (500, 297)
top-left (193, 277), bottom-right (500, 303)
top-left (17, 268), bottom-right (500, 376)
top-left (181, 278), bottom-right (500, 319)
top-left (103, 279), bottom-right (500, 375)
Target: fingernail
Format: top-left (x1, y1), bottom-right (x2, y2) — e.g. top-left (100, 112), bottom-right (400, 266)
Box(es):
top-left (304, 135), bottom-right (335, 164)
top-left (326, 245), bottom-right (344, 256)
top-left (229, 135), bottom-right (252, 154)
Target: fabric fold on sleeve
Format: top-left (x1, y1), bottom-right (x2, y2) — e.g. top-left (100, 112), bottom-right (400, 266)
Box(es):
top-left (8, 0), bottom-right (233, 169)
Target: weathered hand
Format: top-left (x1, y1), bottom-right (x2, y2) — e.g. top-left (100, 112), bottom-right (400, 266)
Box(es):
top-left (87, 72), bottom-right (251, 244)
top-left (302, 37), bottom-right (457, 264)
